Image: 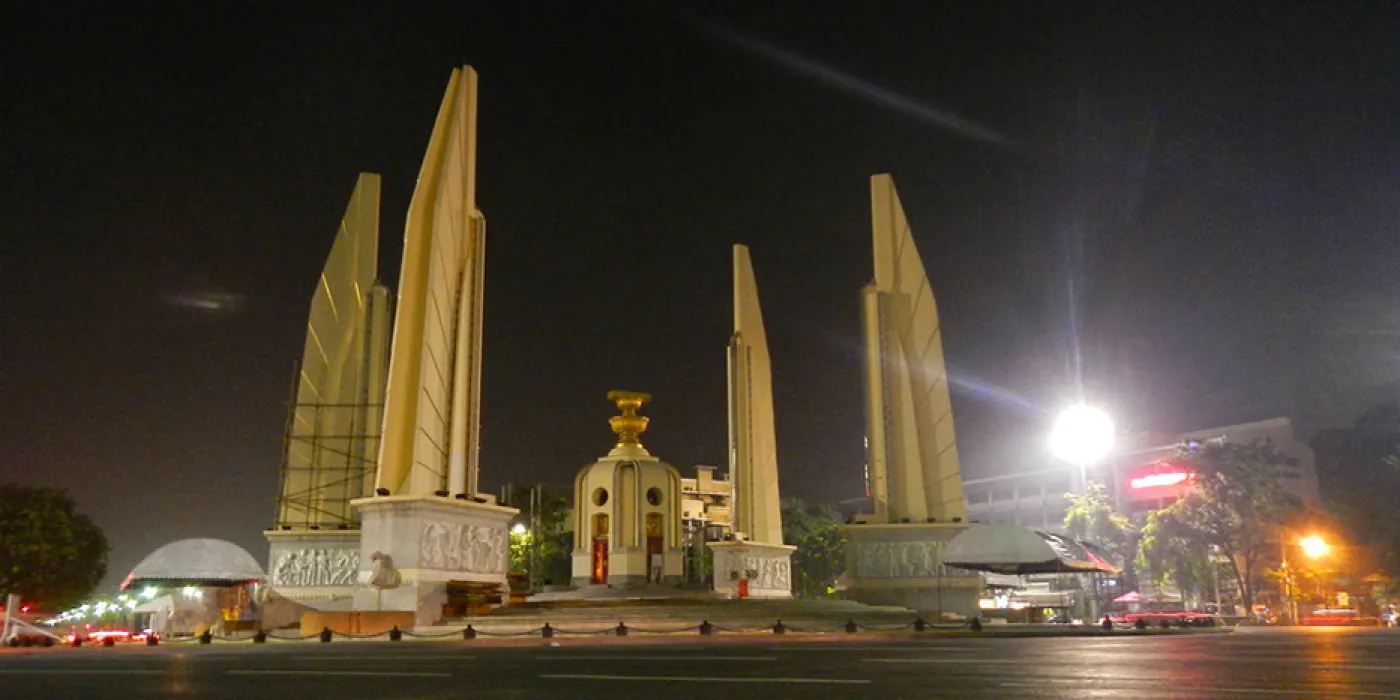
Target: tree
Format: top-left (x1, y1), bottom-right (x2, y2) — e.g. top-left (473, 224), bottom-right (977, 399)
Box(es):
top-left (499, 484), bottom-right (573, 588)
top-left (1063, 482), bottom-right (1132, 614)
top-left (0, 484), bottom-right (109, 609)
top-left (1313, 403), bottom-right (1400, 578)
top-left (1063, 482), bottom-right (1132, 557)
top-left (1160, 440), bottom-right (1301, 612)
top-left (1136, 507), bottom-right (1216, 604)
top-left (781, 498), bottom-right (844, 598)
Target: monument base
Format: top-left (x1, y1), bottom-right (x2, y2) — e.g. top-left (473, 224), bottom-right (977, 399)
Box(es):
top-left (263, 529), bottom-right (362, 617)
top-left (351, 495), bottom-right (518, 627)
top-left (837, 523), bottom-right (981, 621)
top-left (707, 541), bottom-right (796, 599)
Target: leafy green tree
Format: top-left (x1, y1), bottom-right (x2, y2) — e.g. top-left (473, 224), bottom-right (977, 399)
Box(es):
top-left (1136, 507), bottom-right (1216, 603)
top-left (781, 498), bottom-right (844, 598)
top-left (1160, 440), bottom-right (1301, 611)
top-left (1063, 482), bottom-right (1133, 556)
top-left (500, 484), bottom-right (573, 588)
top-left (0, 485), bottom-right (109, 609)
top-left (1063, 482), bottom-right (1133, 614)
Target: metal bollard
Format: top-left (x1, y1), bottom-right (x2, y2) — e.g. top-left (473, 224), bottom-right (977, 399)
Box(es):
top-left (969, 618), bottom-right (983, 632)
top-left (773, 620), bottom-right (786, 635)
top-left (319, 627), bottom-right (333, 643)
top-left (463, 625), bottom-right (477, 640)
top-left (845, 619), bottom-right (859, 634)
top-left (389, 626), bottom-right (403, 642)
top-left (913, 618), bottom-right (928, 632)
top-left (699, 620), bottom-right (713, 636)
top-left (541, 623), bottom-right (554, 639)
top-left (199, 630), bottom-right (212, 645)
top-left (615, 622), bottom-right (628, 637)
top-left (253, 631), bottom-right (267, 644)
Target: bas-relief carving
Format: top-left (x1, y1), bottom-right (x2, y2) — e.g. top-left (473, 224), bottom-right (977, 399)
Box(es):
top-left (852, 541), bottom-right (976, 579)
top-left (418, 522), bottom-right (507, 574)
top-left (272, 548), bottom-right (360, 586)
top-left (717, 551), bottom-right (792, 591)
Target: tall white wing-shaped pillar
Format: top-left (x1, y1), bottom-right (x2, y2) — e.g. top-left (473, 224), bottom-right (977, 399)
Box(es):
top-left (862, 174), bottom-right (966, 524)
top-left (352, 66), bottom-right (515, 624)
top-left (711, 245), bottom-right (794, 599)
top-left (275, 172), bottom-right (387, 529)
top-left (376, 66), bottom-right (487, 499)
top-left (728, 245), bottom-right (784, 546)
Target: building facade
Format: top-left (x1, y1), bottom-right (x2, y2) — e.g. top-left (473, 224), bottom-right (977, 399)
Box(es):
top-left (963, 417), bottom-right (1322, 531)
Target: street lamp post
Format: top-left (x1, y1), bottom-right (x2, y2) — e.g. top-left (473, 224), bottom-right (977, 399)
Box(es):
top-left (1281, 534), bottom-right (1330, 624)
top-left (1048, 403), bottom-right (1116, 621)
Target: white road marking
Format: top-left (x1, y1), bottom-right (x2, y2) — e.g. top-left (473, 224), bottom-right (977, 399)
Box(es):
top-left (1312, 664), bottom-right (1400, 672)
top-left (0, 669), bottom-right (164, 675)
top-left (542, 655), bottom-right (777, 661)
top-left (540, 673), bottom-right (869, 684)
top-left (864, 658), bottom-right (1015, 664)
top-left (775, 645), bottom-right (993, 652)
top-left (226, 670), bottom-right (451, 678)
top-left (1000, 681), bottom-right (1400, 698)
top-left (285, 655), bottom-right (476, 661)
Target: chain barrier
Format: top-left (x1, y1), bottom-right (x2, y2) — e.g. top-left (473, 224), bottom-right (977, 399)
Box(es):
top-left (401, 628), bottom-right (463, 639)
top-left (335, 630), bottom-right (389, 640)
top-left (855, 621), bottom-right (918, 632)
top-left (471, 625), bottom-right (546, 638)
top-left (623, 624), bottom-right (701, 634)
top-left (548, 626), bottom-right (614, 636)
top-left (141, 616), bottom-right (968, 646)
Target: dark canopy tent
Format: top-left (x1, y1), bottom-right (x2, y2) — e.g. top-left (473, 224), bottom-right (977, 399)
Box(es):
top-left (942, 524), bottom-right (1120, 575)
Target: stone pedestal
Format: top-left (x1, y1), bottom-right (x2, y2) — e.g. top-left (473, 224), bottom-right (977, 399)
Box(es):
top-left (707, 541), bottom-right (796, 599)
top-left (837, 523), bottom-right (981, 621)
top-left (350, 495), bottom-right (517, 626)
top-left (264, 529), bottom-right (362, 612)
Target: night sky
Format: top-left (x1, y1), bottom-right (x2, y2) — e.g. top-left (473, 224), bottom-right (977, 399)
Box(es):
top-left (4, 3), bottom-right (1399, 587)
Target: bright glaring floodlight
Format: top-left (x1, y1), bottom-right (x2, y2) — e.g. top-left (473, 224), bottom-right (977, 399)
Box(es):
top-left (511, 523), bottom-right (528, 535)
top-left (141, 586), bottom-right (158, 600)
top-left (1300, 535), bottom-right (1329, 559)
top-left (1049, 404), bottom-right (1116, 465)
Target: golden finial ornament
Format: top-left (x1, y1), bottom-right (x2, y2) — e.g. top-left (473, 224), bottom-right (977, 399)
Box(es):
top-left (607, 390), bottom-right (651, 449)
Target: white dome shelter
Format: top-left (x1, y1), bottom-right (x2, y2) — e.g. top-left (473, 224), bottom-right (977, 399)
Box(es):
top-left (121, 538), bottom-right (265, 589)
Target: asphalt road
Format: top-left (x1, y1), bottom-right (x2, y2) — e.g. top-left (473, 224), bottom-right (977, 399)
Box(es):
top-left (3, 627), bottom-right (1400, 698)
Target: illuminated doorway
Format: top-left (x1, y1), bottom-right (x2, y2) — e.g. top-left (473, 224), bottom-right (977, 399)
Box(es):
top-left (591, 513), bottom-right (610, 584)
top-left (646, 513), bottom-right (663, 582)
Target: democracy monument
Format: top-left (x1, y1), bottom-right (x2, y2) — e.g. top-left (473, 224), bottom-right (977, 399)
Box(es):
top-left (256, 65), bottom-right (1110, 632)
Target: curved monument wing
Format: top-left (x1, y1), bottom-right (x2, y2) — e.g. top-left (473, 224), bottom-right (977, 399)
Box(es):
top-left (377, 67), bottom-right (486, 497)
top-left (729, 244), bottom-right (783, 545)
top-left (277, 172), bottom-right (386, 527)
top-left (863, 174), bottom-right (964, 523)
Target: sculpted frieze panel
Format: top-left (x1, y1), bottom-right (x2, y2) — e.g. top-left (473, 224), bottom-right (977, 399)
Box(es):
top-left (271, 548), bottom-right (360, 587)
top-left (419, 522), bottom-right (507, 574)
top-left (853, 540), bottom-right (976, 579)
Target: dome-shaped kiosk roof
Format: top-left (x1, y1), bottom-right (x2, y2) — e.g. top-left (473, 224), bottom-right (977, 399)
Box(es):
top-left (120, 538), bottom-right (265, 590)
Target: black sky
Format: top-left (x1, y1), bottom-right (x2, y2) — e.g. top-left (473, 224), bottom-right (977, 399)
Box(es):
top-left (4, 2), bottom-right (1398, 587)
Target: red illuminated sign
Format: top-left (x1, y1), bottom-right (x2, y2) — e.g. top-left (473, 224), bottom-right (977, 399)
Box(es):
top-left (1130, 472), bottom-right (1191, 489)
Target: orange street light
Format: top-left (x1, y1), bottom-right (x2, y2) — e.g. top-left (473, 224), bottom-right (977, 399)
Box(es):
top-left (1300, 535), bottom-right (1329, 559)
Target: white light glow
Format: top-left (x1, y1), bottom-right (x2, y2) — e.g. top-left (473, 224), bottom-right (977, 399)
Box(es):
top-left (141, 586), bottom-right (158, 600)
top-left (511, 524), bottom-right (527, 535)
top-left (1048, 404), bottom-right (1116, 466)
